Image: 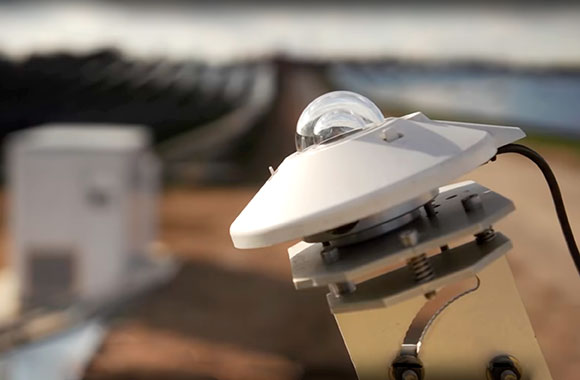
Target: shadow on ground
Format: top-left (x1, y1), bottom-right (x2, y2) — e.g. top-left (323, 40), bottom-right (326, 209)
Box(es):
top-left (87, 260), bottom-right (356, 380)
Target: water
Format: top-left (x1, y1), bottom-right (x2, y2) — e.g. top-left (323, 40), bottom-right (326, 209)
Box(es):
top-left (331, 64), bottom-right (580, 136)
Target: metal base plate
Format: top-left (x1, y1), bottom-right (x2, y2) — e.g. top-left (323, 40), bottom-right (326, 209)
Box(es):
top-left (327, 233), bottom-right (511, 313)
top-left (288, 181), bottom-right (514, 289)
top-left (333, 257), bottom-right (553, 380)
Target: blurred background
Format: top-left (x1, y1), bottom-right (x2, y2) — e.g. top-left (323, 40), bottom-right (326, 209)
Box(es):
top-left (0, 1), bottom-right (579, 379)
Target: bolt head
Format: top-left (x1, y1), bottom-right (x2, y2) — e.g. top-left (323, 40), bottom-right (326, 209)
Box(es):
top-left (381, 128), bottom-right (403, 142)
top-left (476, 228), bottom-right (496, 245)
top-left (501, 370), bottom-right (518, 380)
top-left (401, 369), bottom-right (419, 380)
top-left (487, 355), bottom-right (522, 380)
top-left (320, 246), bottom-right (340, 264)
top-left (424, 290), bottom-right (437, 299)
top-left (390, 354), bottom-right (424, 380)
top-left (329, 281), bottom-right (356, 297)
top-left (462, 193), bottom-right (483, 212)
top-left (399, 229), bottom-right (419, 247)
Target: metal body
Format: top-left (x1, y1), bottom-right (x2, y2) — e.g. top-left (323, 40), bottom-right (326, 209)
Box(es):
top-left (288, 181), bottom-right (513, 290)
top-left (334, 257), bottom-right (552, 380)
top-left (287, 181), bottom-right (552, 379)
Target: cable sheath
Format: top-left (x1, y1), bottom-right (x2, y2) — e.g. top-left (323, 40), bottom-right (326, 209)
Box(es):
top-left (496, 143), bottom-right (580, 276)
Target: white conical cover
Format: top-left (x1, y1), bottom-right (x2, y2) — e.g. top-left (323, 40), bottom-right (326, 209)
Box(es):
top-left (231, 113), bottom-right (524, 248)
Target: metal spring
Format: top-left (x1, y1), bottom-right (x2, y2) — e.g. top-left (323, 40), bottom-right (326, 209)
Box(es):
top-left (407, 254), bottom-right (435, 283)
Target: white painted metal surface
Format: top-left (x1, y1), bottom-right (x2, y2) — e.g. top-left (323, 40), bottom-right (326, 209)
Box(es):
top-left (7, 124), bottom-right (159, 308)
top-left (230, 113), bottom-right (524, 248)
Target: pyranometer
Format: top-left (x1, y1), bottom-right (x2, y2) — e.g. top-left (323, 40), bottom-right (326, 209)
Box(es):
top-left (230, 91), bottom-right (579, 380)
top-left (231, 91), bottom-right (523, 249)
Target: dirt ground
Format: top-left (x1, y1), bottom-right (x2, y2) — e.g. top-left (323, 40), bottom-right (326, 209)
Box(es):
top-left (80, 144), bottom-right (580, 380)
top-left (85, 186), bottom-right (355, 380)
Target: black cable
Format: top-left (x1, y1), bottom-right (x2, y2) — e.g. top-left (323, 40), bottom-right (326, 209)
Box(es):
top-left (495, 143), bottom-right (580, 276)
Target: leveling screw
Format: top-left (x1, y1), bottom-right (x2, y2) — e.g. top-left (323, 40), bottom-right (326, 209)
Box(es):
top-left (399, 229), bottom-right (436, 299)
top-left (328, 281), bottom-right (356, 297)
top-left (320, 243), bottom-right (340, 264)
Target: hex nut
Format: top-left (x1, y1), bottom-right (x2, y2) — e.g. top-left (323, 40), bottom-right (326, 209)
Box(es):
top-left (486, 355), bottom-right (522, 380)
top-left (390, 355), bottom-right (424, 380)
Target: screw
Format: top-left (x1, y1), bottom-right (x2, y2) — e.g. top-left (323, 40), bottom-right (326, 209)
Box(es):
top-left (500, 370), bottom-right (518, 380)
top-left (329, 281), bottom-right (356, 297)
top-left (424, 290), bottom-right (437, 299)
top-left (406, 254), bottom-right (436, 299)
top-left (320, 246), bottom-right (340, 264)
top-left (401, 369), bottom-right (419, 380)
top-left (399, 229), bottom-right (419, 247)
top-left (381, 128), bottom-right (403, 142)
top-left (400, 229), bottom-right (436, 299)
top-left (424, 202), bottom-right (437, 218)
top-left (407, 254), bottom-right (434, 283)
top-left (462, 193), bottom-right (483, 212)
top-left (390, 355), bottom-right (424, 380)
top-left (487, 355), bottom-right (522, 380)
top-left (476, 227), bottom-right (496, 245)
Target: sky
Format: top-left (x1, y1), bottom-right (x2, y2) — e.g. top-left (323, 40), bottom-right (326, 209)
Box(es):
top-left (0, 3), bottom-right (579, 67)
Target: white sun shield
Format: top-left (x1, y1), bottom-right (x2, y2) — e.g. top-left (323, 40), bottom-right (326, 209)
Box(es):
top-left (231, 96), bottom-right (525, 249)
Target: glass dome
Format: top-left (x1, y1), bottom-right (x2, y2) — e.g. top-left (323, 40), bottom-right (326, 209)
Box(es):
top-left (295, 91), bottom-right (384, 151)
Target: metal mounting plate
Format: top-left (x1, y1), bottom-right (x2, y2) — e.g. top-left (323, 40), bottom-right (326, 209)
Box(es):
top-left (333, 256), bottom-right (553, 380)
top-left (288, 181), bottom-right (514, 289)
top-left (327, 233), bottom-right (510, 313)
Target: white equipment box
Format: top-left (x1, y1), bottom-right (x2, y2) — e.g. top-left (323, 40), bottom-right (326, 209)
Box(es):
top-left (7, 124), bottom-right (159, 309)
